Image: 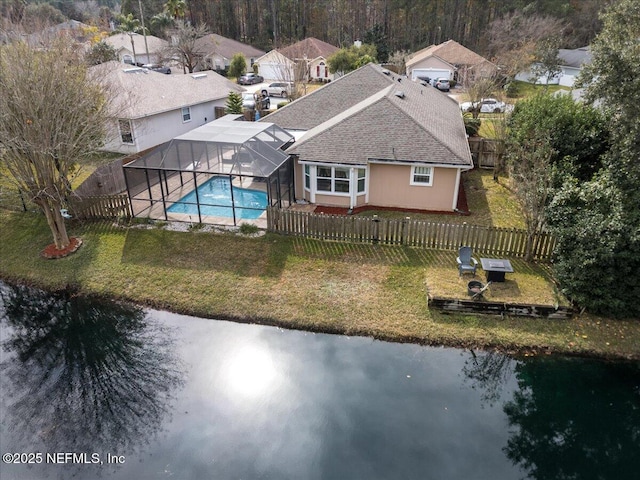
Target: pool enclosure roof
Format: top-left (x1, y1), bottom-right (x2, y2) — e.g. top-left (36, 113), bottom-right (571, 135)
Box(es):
top-left (125, 115), bottom-right (294, 178)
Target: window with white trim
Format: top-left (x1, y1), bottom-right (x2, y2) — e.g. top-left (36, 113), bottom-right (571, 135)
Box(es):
top-left (317, 166), bottom-right (350, 194)
top-left (118, 119), bottom-right (134, 144)
top-left (304, 165), bottom-right (311, 190)
top-left (357, 168), bottom-right (366, 193)
top-left (410, 166), bottom-right (433, 186)
top-left (181, 106), bottom-right (191, 122)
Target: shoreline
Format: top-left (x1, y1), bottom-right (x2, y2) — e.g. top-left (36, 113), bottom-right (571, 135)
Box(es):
top-left (2, 275), bottom-right (637, 362)
top-left (1, 210), bottom-right (639, 362)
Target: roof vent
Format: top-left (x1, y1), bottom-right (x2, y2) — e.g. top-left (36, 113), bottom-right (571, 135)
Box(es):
top-left (381, 69), bottom-right (391, 75)
top-left (191, 73), bottom-right (207, 79)
top-left (123, 67), bottom-right (145, 74)
top-left (397, 77), bottom-right (402, 82)
top-left (394, 91), bottom-right (405, 99)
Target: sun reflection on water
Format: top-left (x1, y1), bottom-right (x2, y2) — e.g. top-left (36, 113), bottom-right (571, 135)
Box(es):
top-left (223, 345), bottom-right (279, 397)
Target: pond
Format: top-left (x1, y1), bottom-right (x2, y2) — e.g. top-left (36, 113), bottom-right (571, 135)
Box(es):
top-left (1, 283), bottom-right (639, 480)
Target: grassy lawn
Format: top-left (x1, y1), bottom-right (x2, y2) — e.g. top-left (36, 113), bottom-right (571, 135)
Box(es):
top-left (1, 209), bottom-right (638, 360)
top-left (357, 169), bottom-right (524, 228)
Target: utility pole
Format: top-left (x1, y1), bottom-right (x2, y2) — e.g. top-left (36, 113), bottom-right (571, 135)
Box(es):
top-left (138, 0), bottom-right (150, 64)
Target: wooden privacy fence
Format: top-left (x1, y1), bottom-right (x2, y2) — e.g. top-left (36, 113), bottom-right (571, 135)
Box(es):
top-left (268, 207), bottom-right (556, 260)
top-left (467, 137), bottom-right (504, 169)
top-left (69, 194), bottom-right (131, 220)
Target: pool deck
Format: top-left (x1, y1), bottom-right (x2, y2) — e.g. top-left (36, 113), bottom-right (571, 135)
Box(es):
top-left (130, 171), bottom-right (273, 229)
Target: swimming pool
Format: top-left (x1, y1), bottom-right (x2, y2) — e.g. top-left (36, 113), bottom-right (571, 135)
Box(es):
top-left (167, 176), bottom-right (267, 220)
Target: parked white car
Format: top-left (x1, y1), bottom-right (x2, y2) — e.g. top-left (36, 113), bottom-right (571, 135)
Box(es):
top-left (459, 98), bottom-right (507, 113)
top-left (261, 82), bottom-right (293, 98)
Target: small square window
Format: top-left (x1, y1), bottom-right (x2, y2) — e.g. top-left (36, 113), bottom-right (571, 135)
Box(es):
top-left (182, 106), bottom-right (191, 122)
top-left (411, 166), bottom-right (433, 186)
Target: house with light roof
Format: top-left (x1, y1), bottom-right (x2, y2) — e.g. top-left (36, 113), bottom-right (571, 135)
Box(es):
top-left (406, 39), bottom-right (497, 86)
top-left (194, 33), bottom-right (265, 74)
top-left (105, 32), bottom-right (168, 66)
top-left (262, 64), bottom-right (473, 213)
top-left (257, 37), bottom-right (339, 82)
top-left (91, 61), bottom-right (244, 154)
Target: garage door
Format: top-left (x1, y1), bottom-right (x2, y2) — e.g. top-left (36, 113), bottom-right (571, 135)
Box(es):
top-left (259, 63), bottom-right (293, 82)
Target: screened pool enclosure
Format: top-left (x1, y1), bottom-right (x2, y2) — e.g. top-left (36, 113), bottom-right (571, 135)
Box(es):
top-left (123, 116), bottom-right (294, 227)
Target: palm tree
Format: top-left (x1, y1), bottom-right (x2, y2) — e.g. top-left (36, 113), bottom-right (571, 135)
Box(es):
top-left (164, 0), bottom-right (187, 20)
top-left (115, 13), bottom-right (143, 65)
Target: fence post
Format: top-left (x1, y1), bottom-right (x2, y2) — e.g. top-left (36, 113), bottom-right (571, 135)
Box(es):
top-left (372, 215), bottom-right (380, 244)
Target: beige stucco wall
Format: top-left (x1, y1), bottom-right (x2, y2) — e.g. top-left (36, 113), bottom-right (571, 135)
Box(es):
top-left (294, 162), bottom-right (460, 211)
top-left (368, 164), bottom-right (458, 211)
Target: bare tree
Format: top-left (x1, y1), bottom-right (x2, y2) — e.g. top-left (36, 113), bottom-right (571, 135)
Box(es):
top-left (164, 20), bottom-right (208, 73)
top-left (463, 75), bottom-right (502, 119)
top-left (0, 40), bottom-right (110, 252)
top-left (507, 135), bottom-right (556, 261)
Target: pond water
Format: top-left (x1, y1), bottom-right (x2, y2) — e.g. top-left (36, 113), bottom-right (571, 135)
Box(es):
top-left (1, 283), bottom-right (639, 480)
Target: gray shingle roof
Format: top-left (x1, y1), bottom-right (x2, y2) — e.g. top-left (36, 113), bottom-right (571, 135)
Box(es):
top-left (558, 47), bottom-right (591, 68)
top-left (279, 37), bottom-right (339, 61)
top-left (91, 61), bottom-right (244, 119)
top-left (265, 64), bottom-right (472, 167)
top-left (195, 34), bottom-right (265, 60)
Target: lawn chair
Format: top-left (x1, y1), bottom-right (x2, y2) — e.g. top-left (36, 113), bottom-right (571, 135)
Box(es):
top-left (457, 246), bottom-right (478, 277)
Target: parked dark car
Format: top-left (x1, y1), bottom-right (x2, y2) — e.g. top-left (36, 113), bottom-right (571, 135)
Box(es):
top-left (143, 63), bottom-right (171, 74)
top-left (237, 73), bottom-right (264, 85)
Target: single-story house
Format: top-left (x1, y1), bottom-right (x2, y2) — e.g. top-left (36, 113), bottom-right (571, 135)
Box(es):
top-left (92, 61), bottom-right (244, 154)
top-left (262, 63), bottom-right (473, 212)
top-left (515, 46), bottom-right (592, 87)
top-left (194, 33), bottom-right (265, 73)
top-left (257, 37), bottom-right (339, 82)
top-left (406, 39), bottom-right (498, 86)
top-left (105, 32), bottom-right (168, 66)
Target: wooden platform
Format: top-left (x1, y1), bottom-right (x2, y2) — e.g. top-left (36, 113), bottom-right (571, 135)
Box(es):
top-left (427, 296), bottom-right (574, 319)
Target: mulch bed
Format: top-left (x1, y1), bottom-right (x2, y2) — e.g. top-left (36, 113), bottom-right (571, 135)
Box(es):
top-left (41, 237), bottom-right (83, 259)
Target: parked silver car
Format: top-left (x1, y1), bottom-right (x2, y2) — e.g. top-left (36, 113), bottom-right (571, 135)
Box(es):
top-left (237, 73), bottom-right (264, 85)
top-left (459, 98), bottom-right (507, 113)
top-left (261, 82), bottom-right (293, 98)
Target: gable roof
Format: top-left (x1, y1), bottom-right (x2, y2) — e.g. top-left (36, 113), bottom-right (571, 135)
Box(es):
top-left (91, 61), bottom-right (244, 119)
top-left (195, 34), bottom-right (265, 60)
top-left (406, 39), bottom-right (494, 69)
top-left (558, 46), bottom-right (591, 68)
top-left (279, 37), bottom-right (339, 61)
top-left (105, 33), bottom-right (167, 54)
top-left (266, 63), bottom-right (472, 167)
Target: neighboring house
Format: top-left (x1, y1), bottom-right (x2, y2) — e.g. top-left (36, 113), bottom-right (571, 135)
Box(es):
top-left (105, 32), bottom-right (168, 66)
top-left (515, 46), bottom-right (592, 87)
top-left (406, 39), bottom-right (497, 86)
top-left (195, 33), bottom-right (265, 73)
top-left (91, 61), bottom-right (244, 154)
top-left (262, 64), bottom-right (473, 212)
top-left (258, 37), bottom-right (339, 82)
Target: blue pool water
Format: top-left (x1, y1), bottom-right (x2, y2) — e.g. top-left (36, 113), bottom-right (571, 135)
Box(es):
top-left (167, 176), bottom-right (267, 220)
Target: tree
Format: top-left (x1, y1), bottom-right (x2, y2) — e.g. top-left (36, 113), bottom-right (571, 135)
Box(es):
top-left (530, 37), bottom-right (562, 86)
top-left (0, 40), bottom-right (110, 252)
top-left (364, 24), bottom-right (389, 63)
top-left (115, 12), bottom-right (144, 65)
top-left (164, 20), bottom-right (208, 73)
top-left (547, 0), bottom-right (640, 316)
top-left (86, 40), bottom-right (118, 65)
top-left (228, 53), bottom-right (247, 80)
top-left (506, 134), bottom-right (557, 261)
top-left (507, 93), bottom-right (609, 182)
top-left (463, 75), bottom-right (502, 119)
top-left (150, 11), bottom-right (174, 38)
top-left (164, 0), bottom-right (186, 19)
top-left (225, 91), bottom-right (244, 114)
top-left (328, 44), bottom-right (377, 76)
